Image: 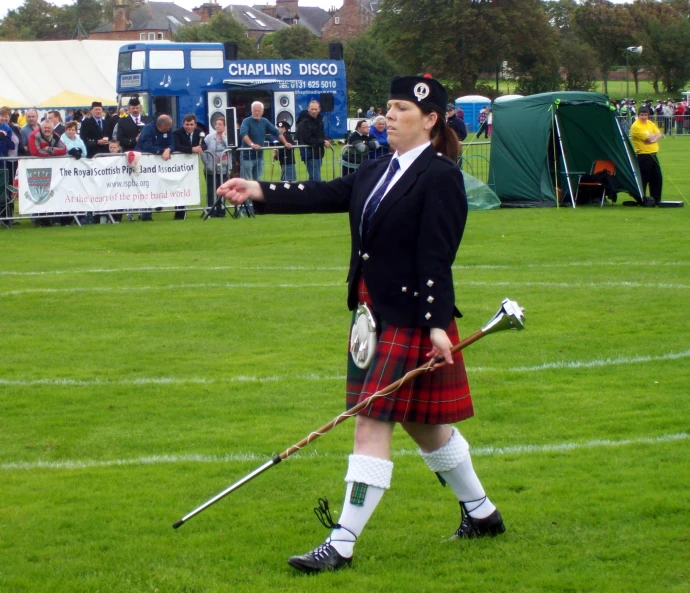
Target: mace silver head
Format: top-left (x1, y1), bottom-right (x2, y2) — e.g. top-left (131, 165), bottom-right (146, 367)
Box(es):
top-left (481, 298), bottom-right (525, 336)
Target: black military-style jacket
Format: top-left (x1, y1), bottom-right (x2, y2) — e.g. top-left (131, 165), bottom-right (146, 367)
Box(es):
top-left (255, 144), bottom-right (468, 328)
top-left (117, 114), bottom-right (151, 151)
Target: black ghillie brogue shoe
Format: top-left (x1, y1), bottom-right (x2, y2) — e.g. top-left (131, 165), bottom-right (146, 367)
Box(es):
top-left (288, 498), bottom-right (355, 574)
top-left (454, 503), bottom-right (506, 539)
top-left (288, 541), bottom-right (352, 574)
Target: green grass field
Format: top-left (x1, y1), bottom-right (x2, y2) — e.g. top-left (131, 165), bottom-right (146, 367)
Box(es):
top-left (1, 142), bottom-right (688, 592)
top-left (476, 78), bottom-right (687, 103)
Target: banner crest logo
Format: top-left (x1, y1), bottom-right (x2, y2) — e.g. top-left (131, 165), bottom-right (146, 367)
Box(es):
top-left (25, 168), bottom-right (54, 204)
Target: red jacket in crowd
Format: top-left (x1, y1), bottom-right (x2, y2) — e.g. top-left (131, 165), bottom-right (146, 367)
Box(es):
top-left (28, 128), bottom-right (67, 157)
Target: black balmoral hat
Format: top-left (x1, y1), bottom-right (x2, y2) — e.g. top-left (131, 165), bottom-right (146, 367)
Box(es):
top-left (91, 101), bottom-right (103, 108)
top-left (128, 96), bottom-right (141, 106)
top-left (388, 75), bottom-right (448, 118)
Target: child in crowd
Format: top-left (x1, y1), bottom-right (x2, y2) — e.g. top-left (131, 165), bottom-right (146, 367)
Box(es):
top-left (105, 139), bottom-right (123, 223)
top-left (273, 120), bottom-right (296, 182)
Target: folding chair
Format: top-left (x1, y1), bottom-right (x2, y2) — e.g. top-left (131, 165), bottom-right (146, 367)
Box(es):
top-left (576, 160), bottom-right (616, 207)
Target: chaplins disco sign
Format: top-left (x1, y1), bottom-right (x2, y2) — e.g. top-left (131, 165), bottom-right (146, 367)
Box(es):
top-left (17, 154), bottom-right (200, 214)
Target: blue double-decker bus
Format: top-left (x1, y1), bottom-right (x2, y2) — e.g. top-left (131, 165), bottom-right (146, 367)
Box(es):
top-left (116, 42), bottom-right (348, 143)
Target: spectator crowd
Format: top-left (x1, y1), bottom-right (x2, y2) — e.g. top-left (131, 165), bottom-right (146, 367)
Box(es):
top-left (6, 90), bottom-right (683, 228)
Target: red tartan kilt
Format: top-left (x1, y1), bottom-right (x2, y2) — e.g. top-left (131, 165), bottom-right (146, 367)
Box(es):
top-left (346, 278), bottom-right (473, 424)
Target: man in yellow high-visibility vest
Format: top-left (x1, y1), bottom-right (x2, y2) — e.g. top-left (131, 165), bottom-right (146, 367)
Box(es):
top-left (630, 106), bottom-right (663, 205)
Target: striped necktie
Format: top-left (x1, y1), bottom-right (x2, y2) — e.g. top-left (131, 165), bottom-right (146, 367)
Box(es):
top-left (361, 158), bottom-right (400, 238)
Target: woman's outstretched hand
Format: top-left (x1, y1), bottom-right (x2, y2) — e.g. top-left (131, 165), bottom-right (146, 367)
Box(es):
top-left (216, 179), bottom-right (264, 205)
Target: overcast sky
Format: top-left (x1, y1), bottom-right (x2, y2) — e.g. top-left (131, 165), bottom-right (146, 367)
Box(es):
top-left (1, 1), bottom-right (344, 20)
top-left (0, 0), bottom-right (636, 21)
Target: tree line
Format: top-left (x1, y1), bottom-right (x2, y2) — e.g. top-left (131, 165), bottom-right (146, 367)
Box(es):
top-left (2, 0), bottom-right (690, 109)
top-left (372, 0), bottom-right (690, 97)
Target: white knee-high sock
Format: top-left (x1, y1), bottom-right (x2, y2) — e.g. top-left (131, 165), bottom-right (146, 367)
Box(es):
top-left (419, 427), bottom-right (496, 520)
top-left (329, 454), bottom-right (393, 558)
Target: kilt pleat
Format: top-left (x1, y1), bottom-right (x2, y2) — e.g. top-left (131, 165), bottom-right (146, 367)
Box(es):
top-left (346, 278), bottom-right (473, 424)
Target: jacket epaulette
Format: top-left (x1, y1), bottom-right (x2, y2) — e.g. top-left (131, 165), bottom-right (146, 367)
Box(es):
top-left (435, 152), bottom-right (457, 167)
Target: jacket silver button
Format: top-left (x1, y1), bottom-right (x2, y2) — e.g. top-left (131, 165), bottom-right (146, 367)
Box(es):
top-left (362, 253), bottom-right (369, 261)
top-left (425, 312), bottom-right (432, 320)
top-left (427, 279), bottom-right (434, 287)
top-left (402, 286), bottom-right (407, 293)
top-left (427, 296), bottom-right (434, 303)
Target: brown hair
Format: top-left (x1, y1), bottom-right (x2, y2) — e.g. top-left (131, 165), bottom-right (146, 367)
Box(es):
top-left (0, 106), bottom-right (11, 117)
top-left (420, 107), bottom-right (459, 162)
top-left (183, 113), bottom-right (197, 123)
top-left (65, 120), bottom-right (78, 131)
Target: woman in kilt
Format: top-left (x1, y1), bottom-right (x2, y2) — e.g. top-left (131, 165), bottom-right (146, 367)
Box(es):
top-left (216, 75), bottom-right (505, 573)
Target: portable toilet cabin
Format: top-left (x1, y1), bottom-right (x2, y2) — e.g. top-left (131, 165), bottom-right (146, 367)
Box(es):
top-left (455, 95), bottom-right (491, 132)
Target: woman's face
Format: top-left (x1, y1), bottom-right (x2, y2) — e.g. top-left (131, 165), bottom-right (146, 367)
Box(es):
top-left (66, 127), bottom-right (77, 139)
top-left (385, 100), bottom-right (435, 153)
top-left (374, 120), bottom-right (386, 132)
top-left (0, 113), bottom-right (9, 125)
top-left (215, 118), bottom-right (226, 134)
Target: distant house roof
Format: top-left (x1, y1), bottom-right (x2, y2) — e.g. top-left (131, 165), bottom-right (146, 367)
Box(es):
top-left (275, 6), bottom-right (298, 20)
top-left (224, 4), bottom-right (290, 34)
top-left (296, 7), bottom-right (331, 37)
top-left (90, 2), bottom-right (200, 34)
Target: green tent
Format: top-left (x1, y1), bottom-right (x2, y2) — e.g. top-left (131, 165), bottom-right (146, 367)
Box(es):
top-left (489, 92), bottom-right (644, 207)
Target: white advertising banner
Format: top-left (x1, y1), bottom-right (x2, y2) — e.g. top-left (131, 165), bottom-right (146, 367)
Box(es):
top-left (17, 153), bottom-right (200, 214)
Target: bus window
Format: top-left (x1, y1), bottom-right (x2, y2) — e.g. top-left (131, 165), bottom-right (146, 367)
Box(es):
top-left (190, 50), bottom-right (224, 69)
top-left (153, 96), bottom-right (177, 124)
top-left (118, 52), bottom-right (131, 72)
top-left (150, 50), bottom-right (184, 70)
top-left (118, 50), bottom-right (146, 72)
top-left (118, 93), bottom-right (151, 117)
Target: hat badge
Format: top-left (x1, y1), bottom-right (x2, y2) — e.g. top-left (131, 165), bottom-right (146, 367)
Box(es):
top-left (413, 82), bottom-right (430, 102)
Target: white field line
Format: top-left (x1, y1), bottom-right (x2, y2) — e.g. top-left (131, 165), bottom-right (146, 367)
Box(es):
top-left (0, 373), bottom-right (344, 387)
top-left (1, 433), bottom-right (687, 472)
top-left (0, 282), bottom-right (342, 297)
top-left (1, 350), bottom-right (688, 388)
top-left (1, 260), bottom-right (689, 277)
top-left (3, 279), bottom-right (690, 298)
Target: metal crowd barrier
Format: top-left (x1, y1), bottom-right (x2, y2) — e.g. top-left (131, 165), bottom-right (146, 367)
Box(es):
top-left (0, 151), bottom-right (208, 228)
top-left (202, 143), bottom-right (338, 221)
top-left (91, 153), bottom-right (210, 222)
top-left (616, 114), bottom-right (690, 137)
top-left (460, 141), bottom-right (492, 186)
top-left (2, 139), bottom-right (493, 229)
top-left (235, 143), bottom-right (337, 182)
top-left (0, 154), bottom-right (85, 228)
top-left (338, 143), bottom-right (391, 177)
top-left (336, 140), bottom-right (494, 189)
